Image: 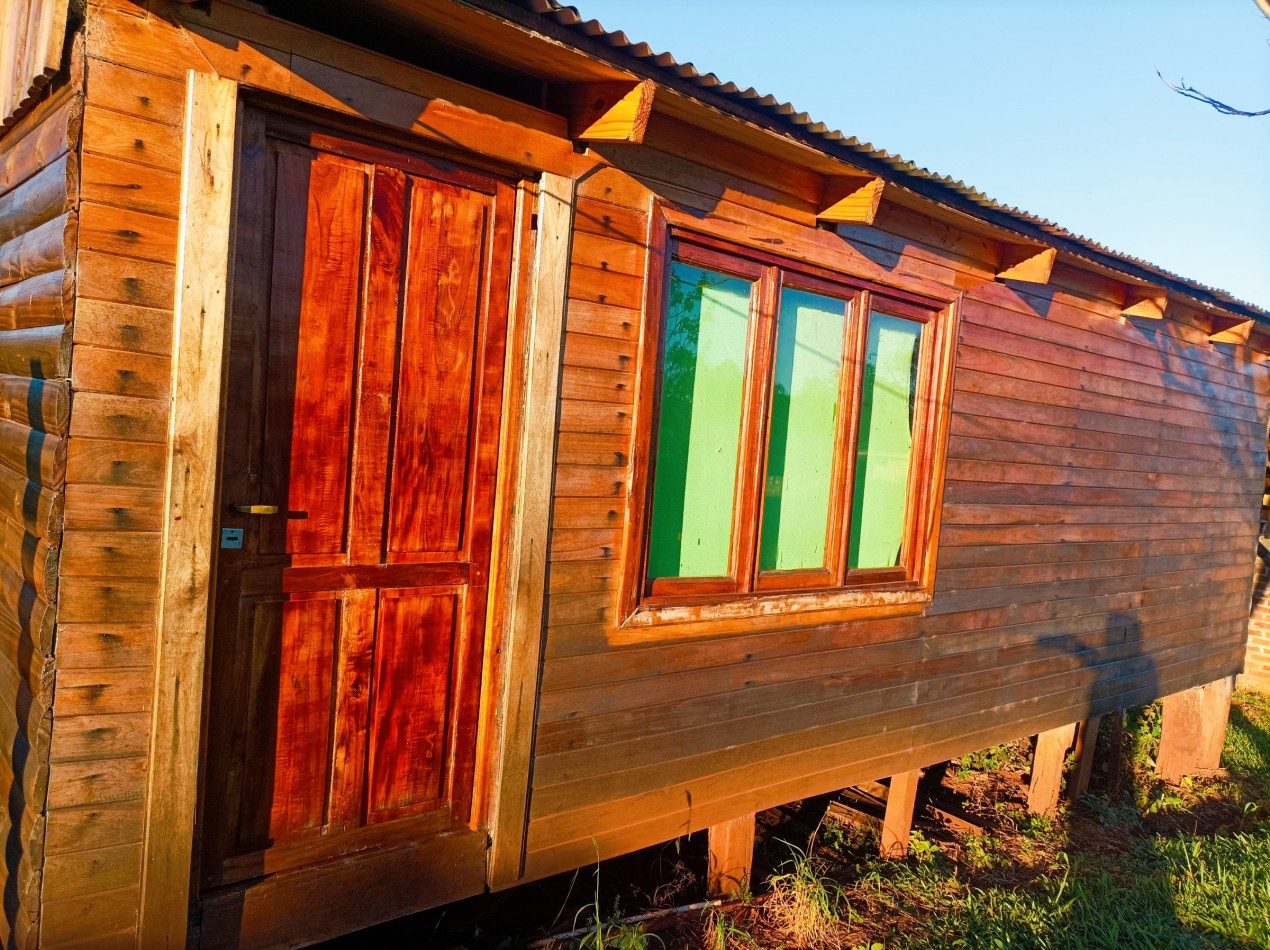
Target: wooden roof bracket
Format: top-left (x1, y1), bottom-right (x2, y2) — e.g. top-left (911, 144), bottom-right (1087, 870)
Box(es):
top-left (1120, 288), bottom-right (1168, 322)
top-left (1209, 314), bottom-right (1256, 345)
top-left (817, 175), bottom-right (886, 226)
top-left (554, 79), bottom-right (657, 144)
top-left (996, 243), bottom-right (1056, 285)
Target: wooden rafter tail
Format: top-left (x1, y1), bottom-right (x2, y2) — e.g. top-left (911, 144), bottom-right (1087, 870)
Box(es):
top-left (996, 244), bottom-right (1056, 284)
top-left (558, 80), bottom-right (657, 144)
top-left (817, 175), bottom-right (886, 226)
top-left (1121, 291), bottom-right (1167, 321)
top-left (1208, 314), bottom-right (1255, 345)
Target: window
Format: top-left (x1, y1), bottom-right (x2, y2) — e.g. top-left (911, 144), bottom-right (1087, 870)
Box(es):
top-left (623, 232), bottom-right (957, 627)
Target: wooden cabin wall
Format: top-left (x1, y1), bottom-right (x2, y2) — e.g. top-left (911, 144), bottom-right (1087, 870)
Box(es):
top-left (521, 142), bottom-right (1269, 879)
top-left (0, 73), bottom-right (80, 948)
top-left (37, 1), bottom-right (182, 944)
top-left (41, 0), bottom-right (588, 942)
top-left (31, 0), bottom-right (1268, 938)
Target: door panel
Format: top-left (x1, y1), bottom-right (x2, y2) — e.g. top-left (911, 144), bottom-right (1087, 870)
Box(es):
top-left (237, 593), bottom-right (341, 850)
top-left (202, 113), bottom-right (515, 894)
top-left (366, 589), bottom-right (460, 823)
top-left (259, 148), bottom-right (367, 560)
top-left (387, 180), bottom-right (488, 559)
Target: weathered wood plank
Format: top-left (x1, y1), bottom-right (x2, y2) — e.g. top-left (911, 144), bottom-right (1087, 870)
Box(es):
top-left (706, 813), bottom-right (753, 898)
top-left (0, 150), bottom-right (76, 246)
top-left (139, 69), bottom-right (236, 948)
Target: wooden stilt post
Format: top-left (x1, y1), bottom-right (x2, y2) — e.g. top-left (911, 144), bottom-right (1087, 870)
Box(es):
top-left (1028, 723), bottom-right (1076, 815)
top-left (880, 770), bottom-right (921, 858)
top-left (707, 814), bottom-right (755, 898)
top-left (1157, 676), bottom-right (1234, 783)
top-left (1067, 715), bottom-right (1102, 803)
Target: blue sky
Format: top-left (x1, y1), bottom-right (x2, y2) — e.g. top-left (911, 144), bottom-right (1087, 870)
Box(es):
top-left (572, 0), bottom-right (1270, 309)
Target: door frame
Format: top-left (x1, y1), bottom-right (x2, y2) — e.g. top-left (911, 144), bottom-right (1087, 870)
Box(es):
top-left (138, 72), bottom-right (567, 946)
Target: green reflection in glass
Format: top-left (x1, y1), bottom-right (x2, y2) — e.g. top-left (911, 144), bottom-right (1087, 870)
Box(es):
top-left (848, 313), bottom-right (922, 570)
top-left (759, 288), bottom-right (846, 572)
top-left (647, 262), bottom-right (752, 580)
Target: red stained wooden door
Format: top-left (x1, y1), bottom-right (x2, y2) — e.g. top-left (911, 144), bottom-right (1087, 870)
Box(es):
top-left (201, 113), bottom-right (515, 889)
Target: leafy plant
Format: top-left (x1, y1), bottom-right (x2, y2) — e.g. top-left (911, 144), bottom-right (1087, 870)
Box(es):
top-left (907, 830), bottom-right (941, 864)
top-left (953, 740), bottom-right (1032, 778)
top-left (963, 834), bottom-right (1007, 871)
top-left (573, 898), bottom-right (662, 950)
top-left (1081, 791), bottom-right (1140, 828)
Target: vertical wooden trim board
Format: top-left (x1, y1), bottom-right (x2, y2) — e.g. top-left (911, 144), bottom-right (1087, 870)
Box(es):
top-left (137, 71), bottom-right (238, 948)
top-left (487, 172), bottom-right (576, 889)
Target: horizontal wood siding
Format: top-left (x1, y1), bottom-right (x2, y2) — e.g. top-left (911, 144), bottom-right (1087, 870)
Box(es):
top-left (523, 152), bottom-right (1268, 879)
top-left (35, 0), bottom-right (1269, 937)
top-left (39, 3), bottom-right (180, 944)
top-left (0, 72), bottom-right (80, 947)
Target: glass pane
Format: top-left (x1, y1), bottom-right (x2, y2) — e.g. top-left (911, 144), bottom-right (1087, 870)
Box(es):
top-left (647, 262), bottom-right (753, 580)
top-left (759, 288), bottom-right (847, 572)
top-left (848, 313), bottom-right (922, 569)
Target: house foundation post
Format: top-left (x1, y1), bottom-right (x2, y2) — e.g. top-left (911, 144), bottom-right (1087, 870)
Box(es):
top-left (1156, 676), bottom-right (1234, 783)
top-left (707, 814), bottom-right (755, 898)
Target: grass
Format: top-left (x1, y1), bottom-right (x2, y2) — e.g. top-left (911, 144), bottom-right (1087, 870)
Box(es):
top-left (761, 843), bottom-right (848, 949)
top-left (680, 689), bottom-right (1270, 949)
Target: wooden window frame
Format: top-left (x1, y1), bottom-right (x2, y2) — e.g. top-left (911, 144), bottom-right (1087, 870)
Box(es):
top-left (618, 226), bottom-right (961, 634)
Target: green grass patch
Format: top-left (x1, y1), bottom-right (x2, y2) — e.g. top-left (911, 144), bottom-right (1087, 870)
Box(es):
top-left (801, 689), bottom-right (1270, 950)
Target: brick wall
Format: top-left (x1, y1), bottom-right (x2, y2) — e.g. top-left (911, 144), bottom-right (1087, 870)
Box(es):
top-left (1244, 555), bottom-right (1270, 691)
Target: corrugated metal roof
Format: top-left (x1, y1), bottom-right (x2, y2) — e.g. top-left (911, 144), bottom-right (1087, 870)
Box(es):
top-left (510, 0), bottom-right (1269, 322)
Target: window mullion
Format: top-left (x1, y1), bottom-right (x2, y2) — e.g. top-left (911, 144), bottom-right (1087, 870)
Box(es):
top-left (732, 265), bottom-right (781, 593)
top-left (836, 291), bottom-right (872, 585)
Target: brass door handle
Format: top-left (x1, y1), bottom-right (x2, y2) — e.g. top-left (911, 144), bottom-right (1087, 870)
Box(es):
top-left (230, 504), bottom-right (280, 515)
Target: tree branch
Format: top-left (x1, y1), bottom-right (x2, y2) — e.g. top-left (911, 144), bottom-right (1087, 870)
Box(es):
top-left (1157, 71), bottom-right (1270, 117)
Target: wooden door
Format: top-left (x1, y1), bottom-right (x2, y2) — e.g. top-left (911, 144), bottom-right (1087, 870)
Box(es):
top-left (200, 112), bottom-right (515, 892)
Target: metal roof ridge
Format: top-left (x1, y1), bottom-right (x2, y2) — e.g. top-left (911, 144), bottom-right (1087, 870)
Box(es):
top-left (513, 0), bottom-right (1268, 321)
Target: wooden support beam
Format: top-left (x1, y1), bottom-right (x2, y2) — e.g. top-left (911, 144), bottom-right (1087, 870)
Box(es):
top-left (487, 173), bottom-right (576, 889)
top-left (138, 70), bottom-right (239, 947)
top-left (1067, 715), bottom-right (1102, 803)
top-left (706, 813), bottom-right (754, 898)
top-left (1209, 315), bottom-right (1256, 345)
top-left (1027, 722), bottom-right (1076, 815)
top-left (879, 770), bottom-right (921, 858)
top-left (1157, 676), bottom-right (1234, 783)
top-left (557, 80), bottom-right (656, 144)
top-left (817, 175), bottom-right (886, 226)
top-left (1120, 291), bottom-right (1167, 321)
top-left (996, 244), bottom-right (1056, 284)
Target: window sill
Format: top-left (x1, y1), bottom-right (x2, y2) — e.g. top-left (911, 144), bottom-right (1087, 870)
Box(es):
top-left (612, 585), bottom-right (931, 645)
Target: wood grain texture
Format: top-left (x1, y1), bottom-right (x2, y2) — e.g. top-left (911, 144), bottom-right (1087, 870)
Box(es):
top-left (0, 69), bottom-right (79, 950)
top-left (137, 70), bottom-right (237, 950)
top-left (27, 0), bottom-right (1268, 942)
top-left (488, 173), bottom-right (575, 889)
top-left (197, 110), bottom-right (515, 934)
top-left (706, 813), bottom-right (753, 898)
top-left (1156, 676), bottom-right (1234, 782)
top-left (880, 770), bottom-right (920, 858)
top-left (523, 152), bottom-right (1265, 882)
top-left (1027, 723), bottom-right (1076, 815)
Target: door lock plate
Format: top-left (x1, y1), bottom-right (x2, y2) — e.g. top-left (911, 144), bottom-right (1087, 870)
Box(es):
top-left (220, 527), bottom-right (244, 549)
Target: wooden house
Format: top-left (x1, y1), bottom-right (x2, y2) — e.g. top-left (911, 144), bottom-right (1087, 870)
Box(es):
top-left (0, 0), bottom-right (1265, 946)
